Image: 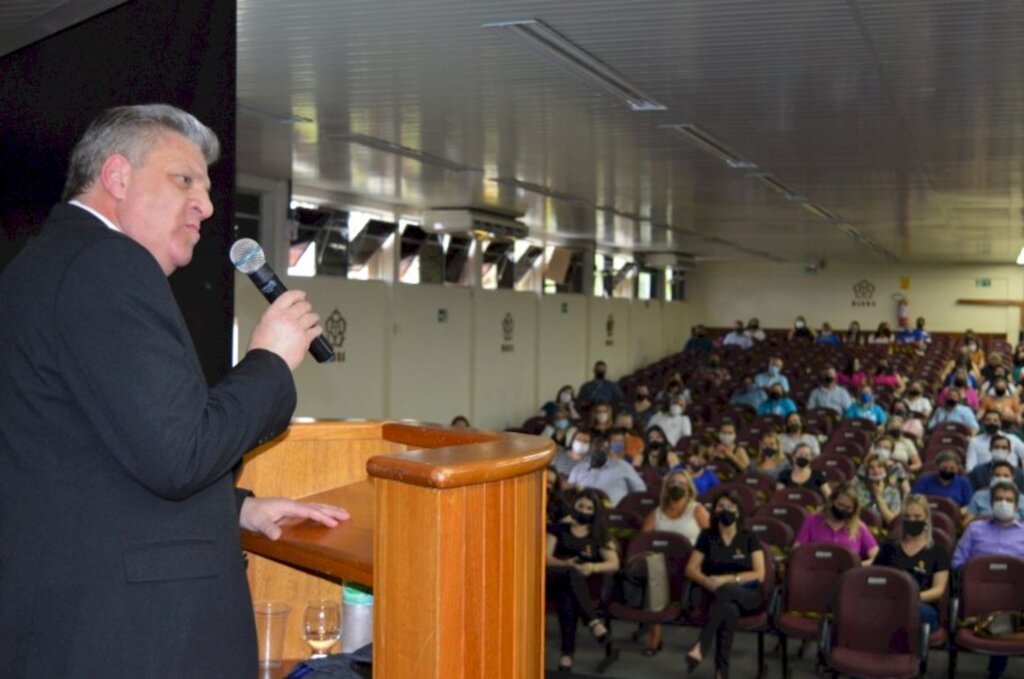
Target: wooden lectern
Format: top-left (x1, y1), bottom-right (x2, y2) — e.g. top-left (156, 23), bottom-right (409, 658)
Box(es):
top-left (238, 420), bottom-right (555, 678)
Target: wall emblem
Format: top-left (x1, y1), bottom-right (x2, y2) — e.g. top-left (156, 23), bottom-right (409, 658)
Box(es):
top-left (605, 314), bottom-right (615, 346)
top-left (324, 308), bottom-right (347, 362)
top-left (502, 312), bottom-right (515, 353)
top-left (852, 279), bottom-right (877, 307)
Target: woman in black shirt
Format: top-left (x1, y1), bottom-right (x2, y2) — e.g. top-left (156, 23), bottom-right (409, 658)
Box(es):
top-left (871, 493), bottom-right (950, 635)
top-left (545, 488), bottom-right (620, 672)
top-left (775, 443), bottom-right (832, 498)
top-left (684, 490), bottom-right (766, 679)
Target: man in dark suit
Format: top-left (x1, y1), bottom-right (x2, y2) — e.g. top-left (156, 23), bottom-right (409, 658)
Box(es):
top-left (0, 104), bottom-right (349, 677)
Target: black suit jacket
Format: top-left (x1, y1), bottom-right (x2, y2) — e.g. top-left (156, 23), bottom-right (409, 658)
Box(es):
top-left (0, 204), bottom-right (296, 677)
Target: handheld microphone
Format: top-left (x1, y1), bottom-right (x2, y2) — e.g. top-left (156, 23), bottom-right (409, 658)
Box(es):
top-left (229, 238), bottom-right (334, 363)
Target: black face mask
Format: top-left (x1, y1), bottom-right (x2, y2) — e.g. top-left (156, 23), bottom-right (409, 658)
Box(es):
top-left (762, 447), bottom-right (778, 457)
top-left (595, 370), bottom-right (607, 380)
top-left (945, 399), bottom-right (958, 409)
top-left (573, 509), bottom-right (595, 525)
top-left (985, 423), bottom-right (1000, 435)
top-left (996, 388), bottom-right (1008, 397)
top-left (831, 506), bottom-right (853, 521)
top-left (939, 469), bottom-right (956, 481)
top-left (887, 428), bottom-right (902, 438)
top-left (590, 451), bottom-right (608, 469)
top-left (795, 457), bottom-right (810, 469)
top-left (823, 375), bottom-right (835, 384)
top-left (688, 461), bottom-right (703, 472)
top-left (954, 380), bottom-right (967, 388)
top-left (902, 520), bottom-right (926, 537)
top-left (667, 486), bottom-right (687, 502)
top-left (715, 510), bottom-right (737, 527)
top-left (908, 390), bottom-right (921, 397)
top-left (769, 393), bottom-right (782, 401)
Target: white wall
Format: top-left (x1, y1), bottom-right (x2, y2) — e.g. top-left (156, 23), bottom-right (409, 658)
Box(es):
top-left (688, 261), bottom-right (1023, 340)
top-left (234, 280), bottom-right (694, 429)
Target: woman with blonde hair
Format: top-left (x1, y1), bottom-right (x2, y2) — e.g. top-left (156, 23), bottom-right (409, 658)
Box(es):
top-left (872, 494), bottom-right (950, 634)
top-left (794, 481), bottom-right (879, 565)
top-left (748, 431), bottom-right (791, 481)
top-left (639, 470), bottom-right (709, 655)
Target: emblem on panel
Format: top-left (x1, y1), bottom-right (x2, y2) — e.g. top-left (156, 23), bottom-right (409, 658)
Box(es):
top-left (605, 314), bottom-right (615, 346)
top-left (324, 308), bottom-right (347, 362)
top-left (852, 279), bottom-right (877, 307)
top-left (502, 312), bottom-right (515, 353)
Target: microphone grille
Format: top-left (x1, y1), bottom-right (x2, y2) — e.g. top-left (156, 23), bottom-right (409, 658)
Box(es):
top-left (229, 238), bottom-right (266, 274)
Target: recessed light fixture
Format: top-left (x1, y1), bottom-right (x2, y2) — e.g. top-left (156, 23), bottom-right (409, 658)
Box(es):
top-left (483, 19), bottom-right (667, 112)
top-left (238, 104), bottom-right (314, 124)
top-left (595, 205), bottom-right (650, 222)
top-left (333, 132), bottom-right (481, 173)
top-left (661, 124), bottom-right (757, 169)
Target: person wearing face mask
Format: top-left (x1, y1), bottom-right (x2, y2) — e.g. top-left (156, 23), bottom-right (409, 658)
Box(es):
top-left (552, 431), bottom-right (593, 476)
top-left (588, 401), bottom-right (615, 436)
top-left (1012, 345), bottom-right (1024, 383)
top-left (786, 315), bottom-right (815, 342)
top-left (881, 418), bottom-right (923, 472)
top-left (577, 361), bottom-right (624, 410)
top-left (965, 410), bottom-right (1024, 472)
top-left (965, 461), bottom-right (1024, 526)
top-left (711, 422), bottom-right (751, 473)
top-left (872, 360), bottom-right (906, 397)
top-left (779, 413), bottom-right (821, 457)
top-left (748, 432), bottom-right (791, 481)
top-left (628, 386), bottom-right (656, 429)
top-left (723, 320), bottom-right (753, 350)
top-left (612, 412), bottom-right (645, 460)
top-left (926, 387), bottom-right (979, 434)
top-left (844, 320), bottom-right (864, 346)
top-left (795, 482), bottom-right (879, 565)
top-left (776, 443), bottom-right (831, 498)
top-left (745, 318), bottom-right (766, 343)
top-left (542, 405), bottom-right (579, 450)
top-left (729, 374), bottom-right (766, 410)
top-left (546, 490), bottom-right (620, 672)
top-left (547, 385), bottom-right (582, 422)
top-left (645, 394), bottom-right (692, 447)
top-left (854, 453), bottom-right (903, 526)
top-left (754, 357), bottom-right (790, 394)
top-left (903, 382), bottom-right (934, 419)
top-left (635, 440), bottom-right (676, 475)
top-left (977, 377), bottom-right (1023, 427)
top-left (951, 481), bottom-right (1024, 679)
top-left (807, 366), bottom-right (855, 416)
top-left (567, 436), bottom-right (647, 506)
top-left (872, 494), bottom-right (949, 636)
top-left (962, 333), bottom-right (986, 369)
top-left (911, 450), bottom-right (973, 511)
top-left (836, 356), bottom-right (867, 390)
top-left (684, 324), bottom-right (715, 354)
top-left (684, 493), bottom-right (766, 679)
top-left (655, 373), bottom-right (691, 408)
top-left (968, 435), bottom-right (1024, 491)
top-left (896, 316), bottom-right (932, 348)
top-left (864, 436), bottom-right (911, 491)
top-left (939, 368), bottom-right (980, 410)
top-left (891, 402), bottom-right (926, 443)
top-left (842, 387), bottom-right (888, 428)
top-left (757, 384), bottom-right (797, 418)
top-left (868, 322), bottom-right (894, 345)
top-left (815, 322), bottom-right (841, 347)
top-left (640, 471), bottom-right (710, 656)
top-left (546, 466), bottom-right (571, 525)
top-left (683, 451), bottom-right (722, 495)
top-left (694, 353), bottom-right (732, 388)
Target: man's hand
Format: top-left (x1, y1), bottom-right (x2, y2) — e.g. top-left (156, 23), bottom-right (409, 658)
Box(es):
top-left (248, 290), bottom-right (323, 372)
top-left (239, 496), bottom-right (350, 541)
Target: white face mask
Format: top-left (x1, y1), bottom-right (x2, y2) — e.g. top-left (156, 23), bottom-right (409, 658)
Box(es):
top-left (874, 448), bottom-right (892, 462)
top-left (571, 441), bottom-right (590, 456)
top-left (719, 433), bottom-right (736, 445)
top-left (992, 499), bottom-right (1016, 522)
top-left (991, 450), bottom-right (1010, 462)
top-left (991, 476), bottom-right (1013, 488)
top-left (595, 412), bottom-right (610, 424)
top-left (559, 392), bottom-right (572, 403)
top-left (670, 404), bottom-right (684, 417)
top-left (891, 448), bottom-right (909, 463)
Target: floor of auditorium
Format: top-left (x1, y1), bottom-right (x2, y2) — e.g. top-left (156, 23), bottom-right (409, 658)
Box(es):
top-left (544, 613), bottom-right (1019, 677)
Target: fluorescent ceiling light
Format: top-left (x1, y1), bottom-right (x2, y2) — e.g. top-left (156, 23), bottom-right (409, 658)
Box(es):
top-left (661, 124), bottom-right (757, 169)
top-left (489, 176), bottom-right (591, 204)
top-left (801, 202), bottom-right (841, 223)
top-left (334, 132), bottom-right (481, 173)
top-left (1016, 247), bottom-right (1024, 265)
top-left (751, 174), bottom-right (804, 202)
top-left (595, 205), bottom-right (650, 222)
top-left (239, 104), bottom-right (313, 124)
top-left (483, 19), bottom-right (667, 112)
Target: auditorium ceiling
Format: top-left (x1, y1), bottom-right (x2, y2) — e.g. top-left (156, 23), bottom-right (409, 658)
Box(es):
top-left (6, 1), bottom-right (1024, 264)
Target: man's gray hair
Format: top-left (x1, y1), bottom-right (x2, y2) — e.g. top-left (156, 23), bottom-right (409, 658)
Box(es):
top-left (62, 104), bottom-right (219, 201)
top-left (991, 480), bottom-right (1021, 506)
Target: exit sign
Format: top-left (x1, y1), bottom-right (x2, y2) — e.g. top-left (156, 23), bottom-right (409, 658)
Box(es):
top-left (976, 278), bottom-right (992, 288)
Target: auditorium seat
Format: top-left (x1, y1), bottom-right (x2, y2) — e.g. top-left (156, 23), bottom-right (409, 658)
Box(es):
top-left (616, 491), bottom-right (660, 519)
top-left (699, 482), bottom-right (757, 516)
top-left (771, 487), bottom-right (823, 511)
top-left (754, 501), bottom-right (809, 539)
top-left (734, 470), bottom-right (776, 503)
top-left (744, 516), bottom-right (795, 562)
top-left (811, 453), bottom-right (857, 481)
top-left (948, 555), bottom-right (1024, 679)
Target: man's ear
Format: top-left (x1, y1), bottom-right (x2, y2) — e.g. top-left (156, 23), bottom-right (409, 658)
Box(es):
top-left (98, 154), bottom-right (132, 200)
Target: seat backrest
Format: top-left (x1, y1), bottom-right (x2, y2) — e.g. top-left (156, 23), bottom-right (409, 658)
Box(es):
top-left (811, 453), bottom-right (857, 480)
top-left (959, 555), bottom-right (1024, 620)
top-left (520, 416), bottom-right (549, 436)
top-left (699, 482), bottom-right (757, 515)
top-left (771, 486), bottom-right (824, 511)
top-left (821, 439), bottom-right (866, 462)
top-left (735, 470), bottom-right (776, 501)
top-left (832, 566), bottom-right (921, 655)
top-left (783, 543), bottom-right (859, 614)
top-left (606, 508), bottom-right (643, 533)
top-left (832, 427), bottom-right (871, 448)
top-left (753, 501), bottom-right (810, 537)
top-left (924, 495), bottom-right (961, 529)
top-left (617, 491), bottom-right (660, 517)
top-left (744, 516), bottom-right (795, 555)
top-left (625, 531), bottom-right (694, 601)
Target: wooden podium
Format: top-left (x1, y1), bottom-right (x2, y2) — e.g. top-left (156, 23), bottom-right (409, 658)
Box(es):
top-left (238, 420), bottom-right (555, 678)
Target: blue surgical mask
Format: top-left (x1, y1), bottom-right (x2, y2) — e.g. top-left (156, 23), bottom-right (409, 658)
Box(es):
top-left (768, 365), bottom-right (780, 376)
top-left (555, 418), bottom-right (569, 430)
top-left (860, 393), bottom-right (873, 404)
top-left (610, 441), bottom-right (625, 454)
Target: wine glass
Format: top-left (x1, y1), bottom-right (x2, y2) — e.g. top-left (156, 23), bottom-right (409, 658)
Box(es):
top-left (302, 599), bottom-right (342, 658)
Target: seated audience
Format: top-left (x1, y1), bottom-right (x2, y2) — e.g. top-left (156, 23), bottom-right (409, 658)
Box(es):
top-left (868, 436), bottom-right (912, 494)
top-left (693, 353), bottom-right (731, 388)
top-left (978, 378), bottom-right (1021, 428)
top-left (729, 375), bottom-right (766, 410)
top-left (807, 367), bottom-right (854, 416)
top-left (546, 489), bottom-right (618, 672)
top-left (655, 373), bottom-right (690, 408)
top-left (896, 317), bottom-right (932, 347)
top-left (684, 325), bottom-right (715, 354)
top-left (578, 360), bottom-right (624, 408)
top-left (844, 320), bottom-right (864, 345)
top-left (891, 402), bottom-right (927, 443)
top-left (754, 357), bottom-right (790, 393)
top-left (815, 322), bottom-right (841, 347)
top-left (939, 370), bottom-right (980, 410)
top-left (552, 431), bottom-right (592, 476)
top-left (786, 316), bottom-right (815, 342)
top-left (872, 360), bottom-right (905, 397)
top-left (843, 386), bottom-right (888, 427)
top-left (836, 356), bottom-right (867, 390)
top-left (884, 416), bottom-right (923, 473)
top-left (567, 437), bottom-right (646, 506)
top-left (546, 466), bottom-right (571, 525)
top-left (951, 481), bottom-right (1024, 679)
top-left (627, 385), bottom-right (656, 429)
top-left (722, 320), bottom-right (753, 350)
top-left (748, 431), bottom-right (790, 481)
top-left (855, 452), bottom-right (903, 527)
top-left (635, 440), bottom-right (679, 476)
top-left (745, 318), bottom-right (766, 343)
top-left (640, 471), bottom-right (710, 656)
top-left (903, 381), bottom-right (934, 420)
top-left (587, 401), bottom-right (615, 437)
top-left (1013, 345), bottom-right (1024, 383)
top-left (757, 384), bottom-right (798, 418)
top-left (868, 322), bottom-right (895, 345)
top-left (547, 385), bottom-right (582, 422)
top-left (979, 365), bottom-right (1015, 398)
top-left (968, 435), bottom-right (1024, 490)
top-left (779, 412), bottom-right (821, 457)
top-left (927, 387), bottom-right (979, 434)
top-left (613, 412), bottom-right (645, 459)
top-left (683, 451), bottom-right (721, 495)
top-left (710, 422), bottom-right (751, 474)
top-left (451, 415), bottom-right (470, 428)
top-left (684, 490), bottom-right (766, 679)
top-left (910, 450), bottom-right (973, 511)
top-left (541, 405), bottom-right (578, 449)
top-left (965, 410), bottom-right (1024, 471)
top-left (963, 334), bottom-right (986, 369)
top-left (646, 394), bottom-right (692, 446)
top-left (776, 444), bottom-right (831, 497)
top-left (795, 481), bottom-right (879, 565)
top-left (943, 353), bottom-right (980, 388)
top-left (872, 494), bottom-right (949, 635)
top-left (979, 352), bottom-right (1006, 384)
top-left (965, 461), bottom-right (1024, 526)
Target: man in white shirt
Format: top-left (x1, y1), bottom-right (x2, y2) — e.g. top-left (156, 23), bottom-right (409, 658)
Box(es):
top-left (807, 367), bottom-right (854, 415)
top-left (722, 320), bottom-right (753, 350)
top-left (965, 410), bottom-right (1024, 471)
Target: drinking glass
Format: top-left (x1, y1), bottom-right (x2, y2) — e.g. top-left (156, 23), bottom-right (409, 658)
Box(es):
top-left (302, 599), bottom-right (342, 658)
